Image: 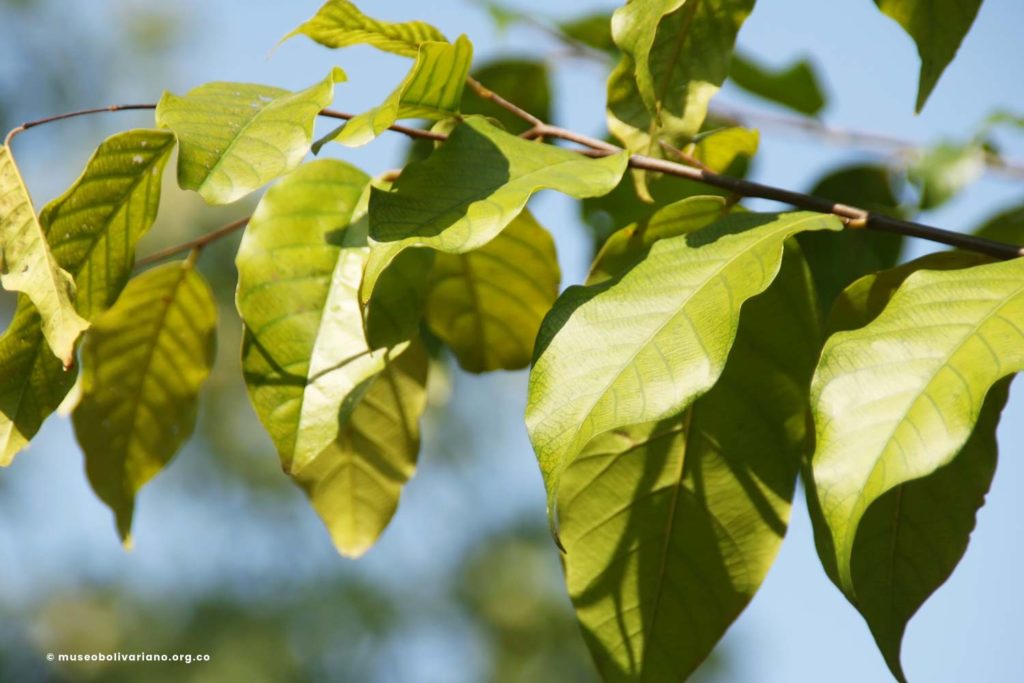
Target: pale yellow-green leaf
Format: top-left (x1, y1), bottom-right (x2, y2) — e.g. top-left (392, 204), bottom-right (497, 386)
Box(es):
top-left (282, 0), bottom-right (446, 57)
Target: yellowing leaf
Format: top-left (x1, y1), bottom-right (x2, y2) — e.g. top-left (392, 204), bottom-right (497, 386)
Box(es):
top-left (73, 260), bottom-right (217, 542)
top-left (283, 0), bottom-right (446, 57)
top-left (156, 69), bottom-right (344, 205)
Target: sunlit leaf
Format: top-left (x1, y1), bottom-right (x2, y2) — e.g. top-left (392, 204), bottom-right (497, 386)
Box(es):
top-left (526, 211), bottom-right (841, 518)
top-left (685, 126), bottom-right (758, 173)
top-left (874, 0), bottom-right (983, 111)
top-left (563, 243), bottom-right (818, 681)
top-left (0, 144), bottom-right (88, 365)
top-left (728, 51), bottom-right (827, 116)
top-left (73, 259), bottom-right (217, 542)
top-left (283, 0), bottom-right (446, 57)
top-left (156, 69), bottom-right (344, 204)
top-left (0, 130), bottom-right (175, 465)
top-left (318, 35), bottom-right (472, 149)
top-left (425, 209), bottom-right (559, 372)
top-left (295, 341), bottom-right (429, 558)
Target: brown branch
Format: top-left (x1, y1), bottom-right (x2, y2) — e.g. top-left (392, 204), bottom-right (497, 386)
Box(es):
top-left (135, 216), bottom-right (250, 268)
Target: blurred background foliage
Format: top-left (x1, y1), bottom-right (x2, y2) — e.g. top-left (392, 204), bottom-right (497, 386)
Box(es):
top-left (1, 0), bottom-right (1022, 682)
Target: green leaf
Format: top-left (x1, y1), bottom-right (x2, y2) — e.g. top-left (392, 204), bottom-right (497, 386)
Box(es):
top-left (0, 130), bottom-right (175, 465)
top-left (728, 51), bottom-right (827, 116)
top-left (586, 195), bottom-right (728, 285)
top-left (607, 0), bottom-right (755, 179)
top-left (973, 202), bottom-right (1024, 244)
top-left (73, 259), bottom-right (217, 542)
top-left (362, 245), bottom-right (435, 350)
top-left (425, 209), bottom-right (560, 372)
top-left (908, 142), bottom-right (985, 210)
top-left (559, 13), bottom-right (617, 54)
top-left (463, 59), bottom-right (552, 135)
top-left (236, 159), bottom-right (392, 474)
top-left (807, 251), bottom-right (1001, 682)
top-left (562, 243), bottom-right (818, 681)
top-left (0, 144), bottom-right (89, 365)
top-left (283, 0), bottom-right (446, 57)
top-left (809, 256), bottom-right (1024, 621)
top-left (155, 69), bottom-right (344, 205)
top-left (874, 0), bottom-right (983, 111)
top-left (797, 165), bottom-right (906, 311)
top-left (526, 211), bottom-right (841, 519)
top-left (293, 340), bottom-right (429, 558)
top-left (363, 117), bottom-right (626, 305)
top-left (685, 126), bottom-right (759, 173)
top-left (317, 35), bottom-right (472, 149)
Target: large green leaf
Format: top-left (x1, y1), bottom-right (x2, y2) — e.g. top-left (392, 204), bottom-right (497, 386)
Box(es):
top-left (728, 51), bottom-right (827, 116)
top-left (283, 0), bottom-right (446, 58)
top-left (235, 159), bottom-right (391, 473)
top-left (607, 0), bottom-right (755, 183)
top-left (526, 211), bottom-right (841, 518)
top-left (73, 259), bottom-right (217, 542)
top-left (0, 130), bottom-right (175, 465)
top-left (425, 209), bottom-right (560, 372)
top-left (562, 243), bottom-right (818, 681)
top-left (874, 0), bottom-right (982, 111)
top-left (0, 144), bottom-right (88, 365)
top-left (318, 35), bottom-right (472, 149)
top-left (155, 69), bottom-right (344, 205)
top-left (363, 117), bottom-right (626, 305)
top-left (294, 341), bottom-right (429, 557)
top-left (809, 256), bottom-right (1024, 615)
top-left (808, 251), bottom-right (1003, 682)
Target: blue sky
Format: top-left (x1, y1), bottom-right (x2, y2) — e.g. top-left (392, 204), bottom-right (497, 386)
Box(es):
top-left (3, 1), bottom-right (1024, 681)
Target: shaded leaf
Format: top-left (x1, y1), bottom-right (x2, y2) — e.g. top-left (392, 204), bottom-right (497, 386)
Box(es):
top-left (425, 210), bottom-right (560, 372)
top-left (526, 211), bottom-right (841, 518)
top-left (562, 243), bottom-right (818, 681)
top-left (463, 59), bottom-right (552, 135)
top-left (972, 202), bottom-right (1024, 244)
top-left (362, 245), bottom-right (434, 350)
top-left (874, 0), bottom-right (983, 111)
top-left (318, 35), bottom-right (472, 149)
top-left (73, 259), bottom-right (217, 542)
top-left (156, 69), bottom-right (344, 204)
top-left (0, 130), bottom-right (175, 464)
top-left (908, 141), bottom-right (985, 210)
top-left (294, 340), bottom-right (429, 558)
top-left (283, 0), bottom-right (446, 57)
top-left (559, 13), bottom-right (616, 54)
top-left (728, 51), bottom-right (827, 116)
top-left (0, 144), bottom-right (88, 365)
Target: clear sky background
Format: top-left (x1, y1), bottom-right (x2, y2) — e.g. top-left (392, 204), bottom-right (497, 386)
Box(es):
top-left (2, 1), bottom-right (1024, 682)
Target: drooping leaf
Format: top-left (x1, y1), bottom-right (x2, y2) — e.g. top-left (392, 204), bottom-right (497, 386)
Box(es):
top-left (0, 144), bottom-right (88, 365)
top-left (363, 117), bottom-right (626, 306)
top-left (797, 164), bottom-right (906, 312)
top-left (807, 251), bottom-right (1001, 682)
top-left (73, 259), bottom-right (217, 542)
top-left (425, 209), bottom-right (560, 372)
top-left (728, 51), bottom-right (827, 116)
top-left (155, 69), bottom-right (344, 205)
top-left (0, 130), bottom-right (175, 465)
top-left (587, 195), bottom-right (728, 285)
top-left (809, 256), bottom-right (1024, 625)
top-left (562, 243), bottom-right (818, 682)
top-left (526, 211), bottom-right (841, 518)
top-left (873, 0), bottom-right (983, 111)
top-left (294, 340), bottom-right (429, 558)
top-left (607, 0), bottom-right (755, 194)
top-left (972, 202), bottom-right (1024, 244)
top-left (908, 141), bottom-right (985, 210)
top-left (283, 0), bottom-right (446, 57)
top-left (235, 159), bottom-right (392, 474)
top-left (317, 35), bottom-right (472, 149)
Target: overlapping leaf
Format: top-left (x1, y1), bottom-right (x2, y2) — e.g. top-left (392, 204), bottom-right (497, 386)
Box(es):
top-left (809, 256), bottom-right (1024, 620)
top-left (318, 35), bottom-right (472, 149)
top-left (874, 0), bottom-right (983, 111)
top-left (156, 69), bottom-right (344, 204)
top-left (425, 210), bottom-right (560, 372)
top-left (526, 211), bottom-right (841, 517)
top-left (0, 130), bottom-right (175, 465)
top-left (0, 144), bottom-right (88, 365)
top-left (73, 259), bottom-right (217, 542)
top-left (562, 243), bottom-right (818, 682)
top-left (283, 0), bottom-right (446, 57)
top-left (462, 59), bottom-right (551, 135)
top-left (294, 341), bottom-right (429, 557)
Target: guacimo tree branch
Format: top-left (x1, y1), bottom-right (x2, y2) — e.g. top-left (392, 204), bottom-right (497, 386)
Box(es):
top-left (6, 100), bottom-right (1023, 260)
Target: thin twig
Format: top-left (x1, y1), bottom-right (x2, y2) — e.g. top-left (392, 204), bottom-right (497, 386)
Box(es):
top-left (465, 76), bottom-right (545, 128)
top-left (135, 216), bottom-right (250, 268)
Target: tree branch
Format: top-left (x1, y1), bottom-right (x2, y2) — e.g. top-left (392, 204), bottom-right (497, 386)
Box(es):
top-left (135, 216), bottom-right (250, 268)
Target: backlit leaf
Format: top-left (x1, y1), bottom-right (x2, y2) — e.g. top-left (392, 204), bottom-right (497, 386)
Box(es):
top-left (73, 259), bottom-right (217, 542)
top-left (283, 0), bottom-right (446, 58)
top-left (156, 69), bottom-right (344, 204)
top-left (425, 209), bottom-right (560, 372)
